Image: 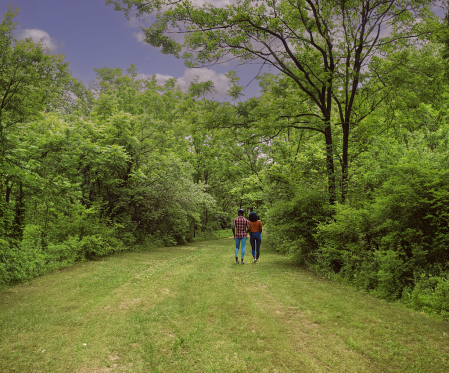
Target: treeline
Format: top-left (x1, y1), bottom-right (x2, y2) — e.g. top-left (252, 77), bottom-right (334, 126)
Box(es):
top-left (2, 2), bottom-right (449, 318)
top-left (260, 48), bottom-right (449, 317)
top-left (102, 0), bottom-right (448, 317)
top-left (0, 8), bottom-right (243, 284)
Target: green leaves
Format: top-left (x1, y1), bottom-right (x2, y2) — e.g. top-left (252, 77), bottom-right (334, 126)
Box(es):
top-left (0, 8), bottom-right (70, 131)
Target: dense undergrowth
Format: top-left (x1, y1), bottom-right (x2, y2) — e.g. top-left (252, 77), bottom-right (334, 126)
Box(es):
top-left (269, 134), bottom-right (449, 318)
top-left (0, 226), bottom-right (230, 286)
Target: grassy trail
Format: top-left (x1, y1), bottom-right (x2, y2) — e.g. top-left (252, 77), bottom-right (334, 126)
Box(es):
top-left (1, 237), bottom-right (448, 372)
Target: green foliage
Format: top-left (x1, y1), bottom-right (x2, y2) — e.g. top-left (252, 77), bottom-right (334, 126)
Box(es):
top-left (0, 7), bottom-right (71, 246)
top-left (313, 134), bottom-right (449, 311)
top-left (404, 274), bottom-right (449, 319)
top-left (46, 236), bottom-right (82, 268)
top-left (0, 225), bottom-right (45, 284)
top-left (0, 17), bottom-right (226, 283)
top-left (2, 0), bottom-right (448, 324)
top-left (268, 188), bottom-right (332, 265)
top-left (210, 211), bottom-right (231, 230)
top-left (313, 205), bottom-right (375, 281)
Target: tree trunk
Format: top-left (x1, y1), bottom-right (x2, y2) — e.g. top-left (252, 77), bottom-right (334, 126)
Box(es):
top-left (341, 120), bottom-right (350, 203)
top-left (324, 124), bottom-right (336, 205)
top-left (12, 181), bottom-right (25, 239)
top-left (5, 180), bottom-right (13, 203)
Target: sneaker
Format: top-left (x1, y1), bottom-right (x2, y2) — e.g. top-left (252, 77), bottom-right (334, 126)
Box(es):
top-left (241, 261), bottom-right (245, 265)
top-left (253, 258), bottom-right (257, 263)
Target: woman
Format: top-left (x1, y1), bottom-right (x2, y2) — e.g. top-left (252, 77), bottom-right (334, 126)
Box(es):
top-left (248, 211), bottom-right (263, 263)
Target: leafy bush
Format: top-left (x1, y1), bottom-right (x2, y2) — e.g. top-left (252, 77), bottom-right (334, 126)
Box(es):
top-left (373, 250), bottom-right (409, 300)
top-left (79, 235), bottom-right (112, 258)
top-left (403, 274), bottom-right (449, 319)
top-left (209, 211), bottom-right (231, 230)
top-left (315, 205), bottom-right (373, 277)
top-left (46, 236), bottom-right (82, 268)
top-left (0, 239), bottom-right (11, 284)
top-left (0, 225), bottom-right (46, 284)
top-left (0, 221), bottom-right (127, 285)
top-left (268, 188), bottom-right (332, 265)
top-left (313, 162), bottom-right (449, 310)
top-left (79, 225), bottom-right (125, 259)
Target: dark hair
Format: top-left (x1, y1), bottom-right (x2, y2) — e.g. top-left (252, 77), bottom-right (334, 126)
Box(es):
top-left (248, 211), bottom-right (258, 222)
top-left (237, 208), bottom-right (244, 214)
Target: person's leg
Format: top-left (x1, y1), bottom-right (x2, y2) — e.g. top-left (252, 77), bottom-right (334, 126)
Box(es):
top-left (241, 237), bottom-right (247, 263)
top-left (235, 237), bottom-right (241, 263)
top-left (250, 233), bottom-right (256, 259)
top-left (256, 233), bottom-right (262, 260)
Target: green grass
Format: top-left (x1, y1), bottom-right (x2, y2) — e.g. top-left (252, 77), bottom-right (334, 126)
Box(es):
top-left (191, 228), bottom-right (231, 242)
top-left (1, 237), bottom-right (449, 372)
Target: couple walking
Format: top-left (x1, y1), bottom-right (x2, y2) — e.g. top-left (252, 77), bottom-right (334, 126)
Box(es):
top-left (232, 209), bottom-right (263, 264)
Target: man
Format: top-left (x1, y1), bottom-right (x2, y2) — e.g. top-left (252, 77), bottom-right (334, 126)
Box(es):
top-left (232, 208), bottom-right (250, 264)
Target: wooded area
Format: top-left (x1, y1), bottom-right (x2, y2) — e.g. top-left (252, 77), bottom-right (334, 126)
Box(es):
top-left (1, 1), bottom-right (448, 317)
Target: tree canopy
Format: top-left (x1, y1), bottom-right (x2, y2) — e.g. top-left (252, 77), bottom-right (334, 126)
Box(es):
top-left (107, 0), bottom-right (439, 202)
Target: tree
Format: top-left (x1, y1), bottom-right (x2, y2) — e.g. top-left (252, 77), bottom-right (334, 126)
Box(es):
top-left (0, 6), bottom-right (70, 238)
top-left (107, 0), bottom-right (439, 203)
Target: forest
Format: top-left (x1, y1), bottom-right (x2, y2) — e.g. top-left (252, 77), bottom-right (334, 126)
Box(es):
top-left (1, 0), bottom-right (448, 318)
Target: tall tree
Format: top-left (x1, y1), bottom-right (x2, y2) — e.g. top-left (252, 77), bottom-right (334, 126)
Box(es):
top-left (0, 6), bottom-right (70, 237)
top-left (107, 0), bottom-right (438, 203)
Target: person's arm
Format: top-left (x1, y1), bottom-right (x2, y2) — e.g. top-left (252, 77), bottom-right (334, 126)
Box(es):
top-left (246, 220), bottom-right (250, 235)
top-left (232, 220), bottom-right (236, 238)
top-left (259, 221), bottom-right (263, 233)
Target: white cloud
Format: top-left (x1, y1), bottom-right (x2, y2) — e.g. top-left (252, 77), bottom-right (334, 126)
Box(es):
top-left (136, 68), bottom-right (230, 98)
top-left (126, 0), bottom-right (240, 49)
top-left (16, 28), bottom-right (63, 51)
top-left (126, 16), bottom-right (144, 29)
top-left (178, 68), bottom-right (229, 95)
top-left (158, 0), bottom-right (234, 12)
top-left (132, 31), bottom-right (147, 45)
top-left (191, 0), bottom-right (234, 5)
top-left (155, 73), bottom-right (176, 85)
top-left (135, 73), bottom-right (174, 85)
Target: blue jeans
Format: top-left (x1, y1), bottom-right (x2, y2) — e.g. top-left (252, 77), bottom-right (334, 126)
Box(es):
top-left (235, 237), bottom-right (246, 260)
top-left (250, 232), bottom-right (262, 259)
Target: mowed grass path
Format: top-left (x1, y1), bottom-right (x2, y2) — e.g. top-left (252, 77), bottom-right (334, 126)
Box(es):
top-left (1, 238), bottom-right (449, 372)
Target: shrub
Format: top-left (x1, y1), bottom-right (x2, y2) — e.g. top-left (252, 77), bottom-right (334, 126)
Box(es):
top-left (79, 231), bottom-right (124, 259)
top-left (313, 162), bottom-right (449, 309)
top-left (0, 239), bottom-right (11, 284)
top-left (433, 277), bottom-right (449, 317)
top-left (268, 188), bottom-right (332, 265)
top-left (78, 235), bottom-right (106, 258)
top-left (0, 225), bottom-right (46, 284)
top-left (211, 211), bottom-right (232, 230)
top-left (373, 250), bottom-right (409, 300)
top-left (404, 274), bottom-right (449, 318)
top-left (46, 236), bottom-right (82, 268)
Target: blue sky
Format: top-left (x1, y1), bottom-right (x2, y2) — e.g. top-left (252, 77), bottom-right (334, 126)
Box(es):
top-left (3, 1), bottom-right (444, 100)
top-left (3, 0), bottom-right (263, 100)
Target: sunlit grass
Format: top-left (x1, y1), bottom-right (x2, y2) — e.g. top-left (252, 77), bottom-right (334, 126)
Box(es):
top-left (191, 228), bottom-right (231, 242)
top-left (1, 237), bottom-right (448, 372)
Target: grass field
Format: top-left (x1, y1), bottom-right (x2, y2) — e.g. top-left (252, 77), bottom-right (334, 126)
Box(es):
top-left (1, 237), bottom-right (448, 372)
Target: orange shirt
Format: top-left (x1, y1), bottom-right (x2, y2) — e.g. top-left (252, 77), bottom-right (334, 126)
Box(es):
top-left (248, 220), bottom-right (263, 233)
